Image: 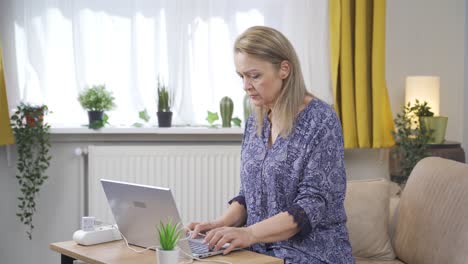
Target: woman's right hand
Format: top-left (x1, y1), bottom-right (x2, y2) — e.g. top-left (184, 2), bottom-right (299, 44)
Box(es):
top-left (187, 221), bottom-right (223, 239)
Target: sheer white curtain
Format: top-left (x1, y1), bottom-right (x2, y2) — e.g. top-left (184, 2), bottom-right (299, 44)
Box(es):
top-left (1, 0), bottom-right (331, 126)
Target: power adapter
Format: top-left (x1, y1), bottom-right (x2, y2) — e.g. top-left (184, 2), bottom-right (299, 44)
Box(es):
top-left (73, 225), bottom-right (122, 246)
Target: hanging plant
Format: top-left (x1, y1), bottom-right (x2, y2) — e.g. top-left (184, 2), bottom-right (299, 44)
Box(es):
top-left (10, 102), bottom-right (52, 239)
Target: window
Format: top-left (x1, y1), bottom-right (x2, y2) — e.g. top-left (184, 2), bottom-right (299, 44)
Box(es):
top-left (2, 0), bottom-right (330, 127)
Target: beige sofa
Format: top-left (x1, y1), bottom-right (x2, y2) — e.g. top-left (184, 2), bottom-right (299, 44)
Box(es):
top-left (344, 157), bottom-right (468, 264)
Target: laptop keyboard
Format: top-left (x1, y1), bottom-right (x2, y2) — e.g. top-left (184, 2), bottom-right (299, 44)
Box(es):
top-left (188, 239), bottom-right (212, 254)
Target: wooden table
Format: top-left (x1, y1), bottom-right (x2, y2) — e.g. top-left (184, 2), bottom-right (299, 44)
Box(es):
top-left (50, 241), bottom-right (283, 264)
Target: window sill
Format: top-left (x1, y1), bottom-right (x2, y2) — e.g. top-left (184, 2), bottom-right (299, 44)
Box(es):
top-left (49, 126), bottom-right (244, 143)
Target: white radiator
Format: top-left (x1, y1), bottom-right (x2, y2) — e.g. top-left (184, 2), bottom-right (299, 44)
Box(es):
top-left (87, 145), bottom-right (241, 225)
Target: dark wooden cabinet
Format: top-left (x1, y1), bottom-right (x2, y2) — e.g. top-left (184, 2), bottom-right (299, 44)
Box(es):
top-left (389, 140), bottom-right (465, 183)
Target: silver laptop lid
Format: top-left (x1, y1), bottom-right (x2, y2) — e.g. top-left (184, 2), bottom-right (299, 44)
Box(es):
top-left (100, 179), bottom-right (192, 254)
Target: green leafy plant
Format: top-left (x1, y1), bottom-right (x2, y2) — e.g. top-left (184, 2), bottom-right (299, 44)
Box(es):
top-left (391, 100), bottom-right (434, 183)
top-left (78, 84), bottom-right (116, 111)
top-left (157, 78), bottom-right (172, 112)
top-left (132, 109), bottom-right (151, 127)
top-left (157, 219), bottom-right (182, 251)
top-left (231, 117), bottom-right (242, 127)
top-left (410, 99), bottom-right (434, 118)
top-left (206, 111), bottom-right (219, 127)
top-left (206, 111), bottom-right (241, 127)
top-left (10, 103), bottom-right (52, 239)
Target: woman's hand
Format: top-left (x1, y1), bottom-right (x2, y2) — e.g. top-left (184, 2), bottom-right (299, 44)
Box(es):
top-left (187, 221), bottom-right (223, 239)
top-left (187, 201), bottom-right (247, 239)
top-left (204, 226), bottom-right (257, 255)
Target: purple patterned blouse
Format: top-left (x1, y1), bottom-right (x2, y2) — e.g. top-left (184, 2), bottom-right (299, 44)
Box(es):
top-left (229, 99), bottom-right (354, 264)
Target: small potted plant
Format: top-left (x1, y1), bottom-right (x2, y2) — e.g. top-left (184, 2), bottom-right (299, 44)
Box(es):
top-left (206, 96), bottom-right (241, 128)
top-left (10, 102), bottom-right (52, 239)
top-left (412, 100), bottom-right (448, 144)
top-left (156, 77), bottom-right (173, 127)
top-left (78, 84), bottom-right (115, 129)
top-left (156, 219), bottom-right (181, 264)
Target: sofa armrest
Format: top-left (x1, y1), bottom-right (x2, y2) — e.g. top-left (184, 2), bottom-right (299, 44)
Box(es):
top-left (389, 196), bottom-right (400, 240)
top-left (388, 181), bottom-right (401, 246)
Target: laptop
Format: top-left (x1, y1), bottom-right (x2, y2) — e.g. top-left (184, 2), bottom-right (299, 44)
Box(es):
top-left (100, 179), bottom-right (232, 258)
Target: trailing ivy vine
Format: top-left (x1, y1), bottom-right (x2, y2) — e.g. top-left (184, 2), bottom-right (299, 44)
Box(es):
top-left (10, 103), bottom-right (51, 239)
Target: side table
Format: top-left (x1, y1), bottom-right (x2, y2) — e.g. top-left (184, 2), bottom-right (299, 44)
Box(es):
top-left (389, 140), bottom-right (466, 183)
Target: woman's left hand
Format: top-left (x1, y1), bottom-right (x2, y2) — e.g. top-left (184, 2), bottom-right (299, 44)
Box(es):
top-left (203, 226), bottom-right (257, 254)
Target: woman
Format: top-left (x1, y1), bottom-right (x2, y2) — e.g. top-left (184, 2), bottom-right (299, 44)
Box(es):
top-left (189, 26), bottom-right (354, 264)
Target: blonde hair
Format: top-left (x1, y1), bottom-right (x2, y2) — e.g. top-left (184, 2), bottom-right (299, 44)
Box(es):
top-left (234, 26), bottom-right (310, 136)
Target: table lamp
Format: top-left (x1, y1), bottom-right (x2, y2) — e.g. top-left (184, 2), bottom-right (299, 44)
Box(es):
top-left (405, 76), bottom-right (440, 115)
top-left (404, 76), bottom-right (447, 144)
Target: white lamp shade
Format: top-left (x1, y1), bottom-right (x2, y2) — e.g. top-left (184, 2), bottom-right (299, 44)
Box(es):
top-left (405, 76), bottom-right (440, 116)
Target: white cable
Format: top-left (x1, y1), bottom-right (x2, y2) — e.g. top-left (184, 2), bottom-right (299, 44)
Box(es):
top-left (109, 224), bottom-right (233, 264)
top-left (112, 224), bottom-right (157, 253)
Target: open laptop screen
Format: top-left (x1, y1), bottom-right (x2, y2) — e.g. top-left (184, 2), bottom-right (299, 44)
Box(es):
top-left (100, 179), bottom-right (189, 251)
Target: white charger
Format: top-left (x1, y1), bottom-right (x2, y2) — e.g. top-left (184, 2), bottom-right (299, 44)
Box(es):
top-left (81, 216), bottom-right (96, 232)
top-left (73, 225), bottom-right (122, 246)
top-left (74, 217), bottom-right (122, 246)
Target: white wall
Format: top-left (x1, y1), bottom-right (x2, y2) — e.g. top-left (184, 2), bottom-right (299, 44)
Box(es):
top-left (345, 0), bottom-right (467, 183)
top-left (0, 144), bottom-right (82, 264)
top-left (386, 0), bottom-right (465, 144)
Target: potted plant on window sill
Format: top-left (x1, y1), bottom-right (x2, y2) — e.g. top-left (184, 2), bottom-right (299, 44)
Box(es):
top-left (10, 102), bottom-right (52, 239)
top-left (156, 219), bottom-right (181, 264)
top-left (156, 77), bottom-right (173, 127)
top-left (78, 84), bottom-right (115, 129)
top-left (220, 96), bottom-right (234, 128)
top-left (206, 96), bottom-right (241, 128)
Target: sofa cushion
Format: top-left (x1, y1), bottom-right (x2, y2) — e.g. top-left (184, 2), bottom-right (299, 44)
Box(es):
top-left (393, 157), bottom-right (468, 264)
top-left (345, 179), bottom-right (396, 260)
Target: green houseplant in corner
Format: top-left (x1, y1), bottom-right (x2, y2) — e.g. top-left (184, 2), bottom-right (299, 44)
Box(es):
top-left (156, 219), bottom-right (181, 264)
top-left (391, 100), bottom-right (433, 184)
top-left (78, 84), bottom-right (115, 129)
top-left (156, 77), bottom-right (173, 127)
top-left (10, 102), bottom-right (52, 239)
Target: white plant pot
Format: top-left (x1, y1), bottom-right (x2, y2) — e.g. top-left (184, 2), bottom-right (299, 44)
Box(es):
top-left (156, 248), bottom-right (179, 264)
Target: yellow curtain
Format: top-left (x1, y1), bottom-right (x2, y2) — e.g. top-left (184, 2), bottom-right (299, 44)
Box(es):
top-left (0, 42), bottom-right (14, 146)
top-left (330, 0), bottom-right (395, 148)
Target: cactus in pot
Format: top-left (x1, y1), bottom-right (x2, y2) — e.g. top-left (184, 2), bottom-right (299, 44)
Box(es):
top-left (220, 96), bottom-right (234, 128)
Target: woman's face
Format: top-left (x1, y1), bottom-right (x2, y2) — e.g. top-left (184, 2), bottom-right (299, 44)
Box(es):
top-left (234, 52), bottom-right (290, 109)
